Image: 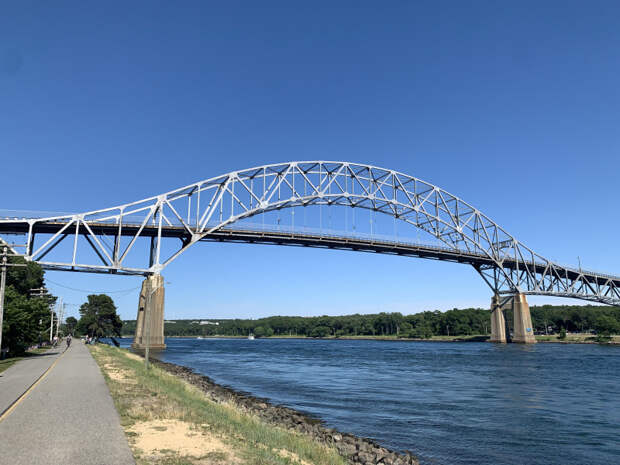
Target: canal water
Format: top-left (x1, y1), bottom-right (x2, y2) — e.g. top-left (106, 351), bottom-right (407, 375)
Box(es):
top-left (118, 338), bottom-right (620, 465)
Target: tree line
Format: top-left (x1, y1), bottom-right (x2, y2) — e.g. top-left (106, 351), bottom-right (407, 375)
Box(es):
top-left (1, 257), bottom-right (57, 356)
top-left (121, 304), bottom-right (620, 339)
top-left (0, 255), bottom-right (124, 357)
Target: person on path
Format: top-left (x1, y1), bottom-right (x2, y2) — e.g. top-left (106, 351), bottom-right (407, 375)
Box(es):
top-left (66, 335), bottom-right (72, 348)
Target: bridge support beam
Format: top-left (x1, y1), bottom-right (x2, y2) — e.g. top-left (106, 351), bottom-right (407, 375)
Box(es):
top-left (512, 293), bottom-right (536, 344)
top-left (131, 274), bottom-right (166, 350)
top-left (490, 295), bottom-right (506, 343)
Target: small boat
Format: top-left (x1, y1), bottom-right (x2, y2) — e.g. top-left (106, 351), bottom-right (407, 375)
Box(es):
top-left (248, 333), bottom-right (255, 340)
top-left (197, 336), bottom-right (204, 340)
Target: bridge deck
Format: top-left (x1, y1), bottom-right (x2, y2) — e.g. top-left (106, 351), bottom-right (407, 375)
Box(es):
top-left (1, 220), bottom-right (619, 289)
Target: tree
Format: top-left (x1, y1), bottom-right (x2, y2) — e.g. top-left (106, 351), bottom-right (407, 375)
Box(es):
top-left (116, 304), bottom-right (620, 340)
top-left (399, 321), bottom-right (413, 336)
top-left (3, 287), bottom-right (52, 355)
top-left (1, 259), bottom-right (54, 356)
top-left (310, 326), bottom-right (331, 338)
top-left (253, 325), bottom-right (273, 338)
top-left (594, 315), bottom-right (619, 336)
top-left (64, 317), bottom-right (78, 335)
top-left (557, 328), bottom-right (567, 340)
top-left (7, 257), bottom-right (45, 295)
top-left (77, 294), bottom-right (122, 340)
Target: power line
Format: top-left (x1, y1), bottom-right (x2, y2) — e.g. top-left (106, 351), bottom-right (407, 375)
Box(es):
top-left (44, 278), bottom-right (141, 295)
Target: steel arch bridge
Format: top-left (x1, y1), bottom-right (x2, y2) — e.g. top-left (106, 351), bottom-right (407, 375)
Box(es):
top-left (1, 161), bottom-right (619, 306)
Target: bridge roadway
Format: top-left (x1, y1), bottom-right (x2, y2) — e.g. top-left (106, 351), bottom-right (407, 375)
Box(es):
top-left (1, 220), bottom-right (619, 291)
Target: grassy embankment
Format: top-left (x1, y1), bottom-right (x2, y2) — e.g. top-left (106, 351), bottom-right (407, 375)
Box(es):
top-left (0, 346), bottom-right (55, 374)
top-left (337, 333), bottom-right (620, 343)
top-left (89, 344), bottom-right (346, 465)
top-left (535, 333), bottom-right (620, 343)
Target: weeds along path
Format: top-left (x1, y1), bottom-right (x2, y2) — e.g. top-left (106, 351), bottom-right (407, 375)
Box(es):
top-left (89, 344), bottom-right (346, 465)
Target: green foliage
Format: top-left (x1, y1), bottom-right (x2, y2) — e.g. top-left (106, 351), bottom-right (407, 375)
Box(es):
top-left (529, 304), bottom-right (620, 334)
top-left (558, 328), bottom-right (567, 340)
top-left (77, 294), bottom-right (122, 339)
top-left (593, 315), bottom-right (619, 336)
top-left (594, 333), bottom-right (612, 343)
top-left (64, 316), bottom-right (78, 335)
top-left (410, 322), bottom-right (434, 339)
top-left (121, 304), bottom-right (620, 340)
top-left (1, 258), bottom-right (55, 356)
top-left (399, 321), bottom-right (413, 336)
top-left (310, 325), bottom-right (331, 338)
top-left (2, 286), bottom-right (51, 355)
top-left (6, 256), bottom-right (45, 295)
top-left (253, 325), bottom-right (274, 338)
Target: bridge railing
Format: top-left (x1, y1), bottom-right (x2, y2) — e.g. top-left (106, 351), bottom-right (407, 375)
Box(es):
top-left (2, 213), bottom-right (618, 282)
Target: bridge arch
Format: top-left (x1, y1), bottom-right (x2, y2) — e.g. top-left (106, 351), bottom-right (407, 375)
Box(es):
top-left (157, 162), bottom-right (527, 288)
top-left (1, 161), bottom-right (619, 306)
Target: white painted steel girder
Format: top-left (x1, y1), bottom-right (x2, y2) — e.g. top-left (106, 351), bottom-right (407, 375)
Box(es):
top-left (0, 161), bottom-right (618, 306)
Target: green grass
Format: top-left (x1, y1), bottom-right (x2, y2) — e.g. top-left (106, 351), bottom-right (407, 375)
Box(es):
top-left (0, 346), bottom-right (55, 374)
top-left (0, 357), bottom-right (21, 373)
top-left (90, 344), bottom-right (346, 465)
top-left (535, 333), bottom-right (620, 343)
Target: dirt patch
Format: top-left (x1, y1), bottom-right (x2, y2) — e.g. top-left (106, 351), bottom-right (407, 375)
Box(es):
top-left (103, 363), bottom-right (137, 384)
top-left (107, 370), bottom-right (126, 382)
top-left (127, 419), bottom-right (236, 462)
top-left (124, 351), bottom-right (143, 362)
top-left (277, 448), bottom-right (314, 465)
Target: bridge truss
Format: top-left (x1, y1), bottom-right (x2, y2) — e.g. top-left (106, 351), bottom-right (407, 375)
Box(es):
top-left (1, 161), bottom-right (619, 306)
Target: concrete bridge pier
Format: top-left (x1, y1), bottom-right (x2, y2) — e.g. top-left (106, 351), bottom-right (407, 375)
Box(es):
top-left (490, 294), bottom-right (507, 343)
top-left (131, 274), bottom-right (166, 350)
top-left (512, 293), bottom-right (536, 343)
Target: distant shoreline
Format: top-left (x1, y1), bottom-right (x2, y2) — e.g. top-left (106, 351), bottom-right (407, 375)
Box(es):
top-left (120, 334), bottom-right (619, 344)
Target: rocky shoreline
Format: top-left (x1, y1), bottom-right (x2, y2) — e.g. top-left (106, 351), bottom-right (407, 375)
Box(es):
top-left (152, 358), bottom-right (419, 465)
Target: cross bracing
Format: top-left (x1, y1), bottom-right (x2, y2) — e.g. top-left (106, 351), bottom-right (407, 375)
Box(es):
top-left (0, 161), bottom-right (618, 306)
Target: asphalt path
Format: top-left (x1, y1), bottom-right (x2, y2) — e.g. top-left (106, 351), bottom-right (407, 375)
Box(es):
top-left (0, 345), bottom-right (63, 416)
top-left (0, 341), bottom-right (135, 465)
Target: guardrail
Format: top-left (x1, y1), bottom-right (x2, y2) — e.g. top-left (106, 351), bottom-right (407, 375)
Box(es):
top-left (1, 215), bottom-right (618, 281)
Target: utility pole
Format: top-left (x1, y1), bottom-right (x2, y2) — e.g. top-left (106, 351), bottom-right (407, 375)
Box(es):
top-left (30, 287), bottom-right (53, 343)
top-left (0, 246), bottom-right (6, 355)
top-left (0, 244), bottom-right (26, 357)
top-left (55, 297), bottom-right (64, 339)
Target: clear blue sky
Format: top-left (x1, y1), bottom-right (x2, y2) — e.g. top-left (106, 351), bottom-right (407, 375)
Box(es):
top-left (1, 1), bottom-right (619, 321)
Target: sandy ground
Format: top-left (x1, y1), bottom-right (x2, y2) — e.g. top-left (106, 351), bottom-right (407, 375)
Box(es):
top-left (127, 419), bottom-right (236, 463)
top-left (96, 349), bottom-right (240, 464)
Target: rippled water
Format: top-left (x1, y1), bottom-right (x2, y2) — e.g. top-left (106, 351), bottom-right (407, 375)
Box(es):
top-left (118, 338), bottom-right (620, 465)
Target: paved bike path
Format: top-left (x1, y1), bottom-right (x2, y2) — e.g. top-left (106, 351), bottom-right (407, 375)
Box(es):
top-left (0, 341), bottom-right (135, 465)
top-left (0, 345), bottom-right (63, 415)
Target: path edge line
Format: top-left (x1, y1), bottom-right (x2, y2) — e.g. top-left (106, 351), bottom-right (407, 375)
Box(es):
top-left (0, 347), bottom-right (69, 422)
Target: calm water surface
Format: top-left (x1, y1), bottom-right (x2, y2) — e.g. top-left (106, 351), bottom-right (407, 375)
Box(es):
top-left (119, 338), bottom-right (620, 465)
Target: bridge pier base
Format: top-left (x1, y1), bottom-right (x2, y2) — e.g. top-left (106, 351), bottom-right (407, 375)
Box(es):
top-left (131, 274), bottom-right (166, 350)
top-left (490, 295), bottom-right (507, 343)
top-left (512, 293), bottom-right (536, 343)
